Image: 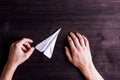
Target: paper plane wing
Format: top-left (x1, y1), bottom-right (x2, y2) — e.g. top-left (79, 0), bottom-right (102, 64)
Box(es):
top-left (35, 28), bottom-right (61, 58)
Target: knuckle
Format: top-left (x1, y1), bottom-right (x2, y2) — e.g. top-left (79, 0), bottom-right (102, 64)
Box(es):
top-left (72, 48), bottom-right (77, 53)
top-left (11, 42), bottom-right (15, 47)
top-left (14, 43), bottom-right (19, 47)
top-left (82, 46), bottom-right (87, 51)
top-left (80, 38), bottom-right (83, 41)
top-left (11, 42), bottom-right (17, 47)
top-left (77, 46), bottom-right (86, 52)
top-left (13, 42), bottom-right (20, 47)
top-left (68, 38), bottom-right (73, 42)
top-left (79, 36), bottom-right (83, 39)
top-left (73, 37), bottom-right (78, 41)
top-left (22, 38), bottom-right (26, 40)
top-left (77, 47), bottom-right (81, 51)
top-left (82, 47), bottom-right (85, 51)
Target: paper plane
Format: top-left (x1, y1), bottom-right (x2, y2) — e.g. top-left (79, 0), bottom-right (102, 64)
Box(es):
top-left (35, 28), bottom-right (61, 59)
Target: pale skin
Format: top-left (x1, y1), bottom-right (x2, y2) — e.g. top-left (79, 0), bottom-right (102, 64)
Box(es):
top-left (0, 32), bottom-right (104, 80)
top-left (0, 38), bottom-right (35, 80)
top-left (65, 32), bottom-right (104, 80)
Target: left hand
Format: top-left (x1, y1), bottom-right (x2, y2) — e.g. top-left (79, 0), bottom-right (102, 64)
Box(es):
top-left (7, 38), bottom-right (35, 66)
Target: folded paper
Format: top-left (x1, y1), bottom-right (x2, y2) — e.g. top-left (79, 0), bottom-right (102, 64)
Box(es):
top-left (35, 28), bottom-right (61, 59)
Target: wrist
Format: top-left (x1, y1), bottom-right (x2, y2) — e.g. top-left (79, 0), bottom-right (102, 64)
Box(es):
top-left (78, 62), bottom-right (104, 80)
top-left (6, 61), bottom-right (18, 69)
top-left (78, 61), bottom-right (94, 71)
top-left (0, 61), bottom-right (18, 80)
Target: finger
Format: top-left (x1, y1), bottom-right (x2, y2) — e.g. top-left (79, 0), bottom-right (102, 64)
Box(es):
top-left (11, 42), bottom-right (15, 47)
top-left (24, 42), bottom-right (31, 49)
top-left (82, 35), bottom-right (90, 48)
top-left (21, 46), bottom-right (28, 52)
top-left (76, 33), bottom-right (85, 47)
top-left (67, 36), bottom-right (76, 51)
top-left (18, 38), bottom-right (33, 45)
top-left (65, 46), bottom-right (72, 62)
top-left (69, 32), bottom-right (80, 48)
top-left (26, 47), bottom-right (35, 58)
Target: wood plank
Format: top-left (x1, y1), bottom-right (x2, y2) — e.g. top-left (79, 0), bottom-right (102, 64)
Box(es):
top-left (0, 0), bottom-right (120, 80)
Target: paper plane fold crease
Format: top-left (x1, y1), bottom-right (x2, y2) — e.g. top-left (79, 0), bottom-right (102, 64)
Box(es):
top-left (35, 28), bottom-right (61, 59)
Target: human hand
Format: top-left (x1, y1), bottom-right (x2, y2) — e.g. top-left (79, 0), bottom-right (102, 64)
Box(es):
top-left (7, 38), bottom-right (35, 67)
top-left (65, 32), bottom-right (104, 80)
top-left (65, 32), bottom-right (93, 69)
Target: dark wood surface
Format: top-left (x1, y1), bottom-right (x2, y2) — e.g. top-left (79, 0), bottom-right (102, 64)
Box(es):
top-left (0, 0), bottom-right (120, 80)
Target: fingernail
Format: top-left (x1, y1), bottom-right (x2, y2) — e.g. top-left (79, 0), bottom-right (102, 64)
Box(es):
top-left (82, 35), bottom-right (84, 37)
top-left (67, 36), bottom-right (71, 39)
top-left (70, 32), bottom-right (73, 35)
top-left (76, 32), bottom-right (79, 35)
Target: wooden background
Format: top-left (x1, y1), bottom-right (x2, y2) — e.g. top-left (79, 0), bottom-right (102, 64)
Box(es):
top-left (0, 0), bottom-right (120, 80)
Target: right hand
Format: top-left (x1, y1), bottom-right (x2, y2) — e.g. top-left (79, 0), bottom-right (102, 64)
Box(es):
top-left (65, 32), bottom-right (104, 80)
top-left (65, 32), bottom-right (93, 69)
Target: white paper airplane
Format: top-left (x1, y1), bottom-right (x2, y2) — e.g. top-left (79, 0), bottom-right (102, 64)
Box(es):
top-left (35, 28), bottom-right (61, 59)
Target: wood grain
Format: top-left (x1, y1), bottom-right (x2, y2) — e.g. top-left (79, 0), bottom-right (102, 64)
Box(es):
top-left (0, 0), bottom-right (120, 80)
